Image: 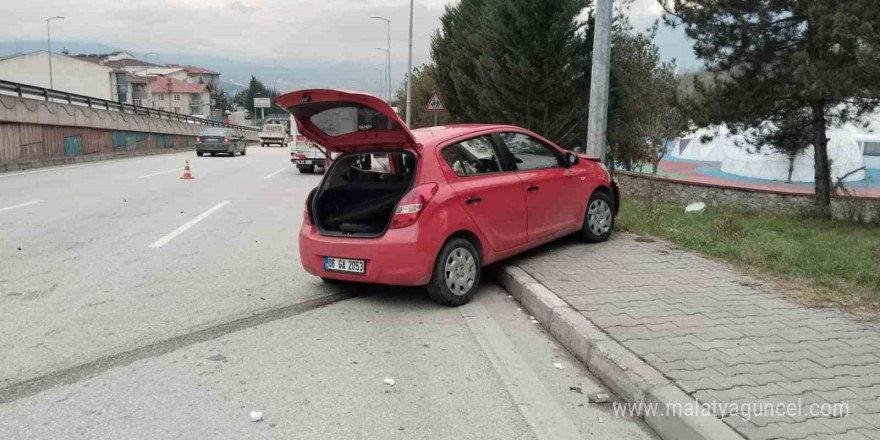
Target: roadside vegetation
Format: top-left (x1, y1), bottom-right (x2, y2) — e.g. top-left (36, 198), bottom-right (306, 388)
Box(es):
top-left (616, 198), bottom-right (880, 313)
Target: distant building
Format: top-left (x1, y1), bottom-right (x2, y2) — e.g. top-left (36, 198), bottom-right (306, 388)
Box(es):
top-left (1, 50), bottom-right (222, 119)
top-left (150, 77), bottom-right (210, 118)
top-left (0, 51), bottom-right (115, 100)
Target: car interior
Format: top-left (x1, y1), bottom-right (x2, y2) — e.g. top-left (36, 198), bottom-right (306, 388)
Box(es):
top-left (313, 152), bottom-right (417, 236)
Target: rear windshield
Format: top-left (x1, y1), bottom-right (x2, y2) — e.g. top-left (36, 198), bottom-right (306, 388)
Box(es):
top-left (265, 125), bottom-right (284, 132)
top-left (292, 102), bottom-right (399, 137)
top-left (201, 128), bottom-right (229, 136)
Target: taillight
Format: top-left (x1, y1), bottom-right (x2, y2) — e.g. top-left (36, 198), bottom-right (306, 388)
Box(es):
top-left (195, 136), bottom-right (200, 142)
top-left (223, 137), bottom-right (229, 143)
top-left (293, 153), bottom-right (306, 160)
top-left (390, 183), bottom-right (438, 229)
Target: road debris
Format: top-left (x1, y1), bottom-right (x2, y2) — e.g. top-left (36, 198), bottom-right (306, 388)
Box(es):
top-left (249, 411), bottom-right (263, 422)
top-left (384, 377), bottom-right (396, 386)
top-left (569, 386), bottom-right (583, 394)
top-left (588, 392), bottom-right (612, 404)
top-left (530, 319), bottom-right (539, 324)
top-left (553, 362), bottom-right (565, 370)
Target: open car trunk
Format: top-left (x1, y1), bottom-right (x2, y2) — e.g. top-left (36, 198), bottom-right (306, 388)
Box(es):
top-left (312, 151), bottom-right (417, 237)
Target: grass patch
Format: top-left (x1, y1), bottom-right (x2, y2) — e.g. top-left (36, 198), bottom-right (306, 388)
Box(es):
top-left (616, 197), bottom-right (880, 312)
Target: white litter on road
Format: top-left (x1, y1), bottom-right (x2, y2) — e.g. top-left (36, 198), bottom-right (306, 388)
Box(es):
top-left (249, 411), bottom-right (263, 422)
top-left (553, 362), bottom-right (565, 370)
top-left (384, 377), bottom-right (395, 386)
top-left (530, 319), bottom-right (539, 324)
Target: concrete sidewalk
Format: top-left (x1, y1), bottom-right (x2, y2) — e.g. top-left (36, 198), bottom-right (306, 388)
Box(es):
top-left (497, 233), bottom-right (880, 440)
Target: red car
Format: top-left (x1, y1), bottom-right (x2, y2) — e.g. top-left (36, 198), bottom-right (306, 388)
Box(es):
top-left (277, 89), bottom-right (618, 306)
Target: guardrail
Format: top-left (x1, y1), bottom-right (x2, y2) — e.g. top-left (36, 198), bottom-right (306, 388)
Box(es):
top-left (0, 79), bottom-right (258, 133)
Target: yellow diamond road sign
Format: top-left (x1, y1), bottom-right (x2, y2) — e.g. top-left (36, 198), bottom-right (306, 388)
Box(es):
top-left (425, 91), bottom-right (445, 112)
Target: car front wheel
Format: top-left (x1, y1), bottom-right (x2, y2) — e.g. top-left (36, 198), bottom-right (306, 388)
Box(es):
top-left (427, 238), bottom-right (481, 306)
top-left (576, 191), bottom-right (614, 243)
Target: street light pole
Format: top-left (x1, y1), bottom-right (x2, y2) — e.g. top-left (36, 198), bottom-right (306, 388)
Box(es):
top-left (45, 16), bottom-right (64, 90)
top-left (375, 48), bottom-right (389, 103)
top-left (374, 67), bottom-right (384, 100)
top-left (370, 16), bottom-right (392, 104)
top-left (405, 0), bottom-right (413, 127)
top-left (586, 0), bottom-right (613, 162)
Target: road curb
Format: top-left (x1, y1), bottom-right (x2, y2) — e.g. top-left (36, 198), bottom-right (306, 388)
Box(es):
top-left (493, 264), bottom-right (745, 440)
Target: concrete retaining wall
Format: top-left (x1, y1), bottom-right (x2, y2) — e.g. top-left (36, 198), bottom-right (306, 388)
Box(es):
top-left (0, 94), bottom-right (259, 168)
top-left (614, 170), bottom-right (880, 223)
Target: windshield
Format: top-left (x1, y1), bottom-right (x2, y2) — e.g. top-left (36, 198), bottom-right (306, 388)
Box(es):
top-left (201, 127), bottom-right (229, 136)
top-left (292, 102), bottom-right (400, 137)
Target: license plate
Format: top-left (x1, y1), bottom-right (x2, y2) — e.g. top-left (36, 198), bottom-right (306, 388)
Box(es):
top-left (324, 257), bottom-right (365, 274)
top-left (203, 137), bottom-right (219, 142)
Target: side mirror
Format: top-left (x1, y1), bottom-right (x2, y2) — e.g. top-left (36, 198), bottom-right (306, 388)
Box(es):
top-left (565, 152), bottom-right (580, 166)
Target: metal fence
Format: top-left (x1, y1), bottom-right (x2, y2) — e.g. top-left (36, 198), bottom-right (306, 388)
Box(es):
top-left (0, 79), bottom-right (258, 132)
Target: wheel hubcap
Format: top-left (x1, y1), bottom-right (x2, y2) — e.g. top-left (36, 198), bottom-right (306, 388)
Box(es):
top-left (587, 199), bottom-right (612, 236)
top-left (444, 247), bottom-right (476, 296)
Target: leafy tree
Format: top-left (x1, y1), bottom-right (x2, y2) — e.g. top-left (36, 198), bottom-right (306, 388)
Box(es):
top-left (660, 0), bottom-right (880, 210)
top-left (391, 64), bottom-right (453, 129)
top-left (431, 0), bottom-right (591, 147)
top-left (635, 60), bottom-right (687, 176)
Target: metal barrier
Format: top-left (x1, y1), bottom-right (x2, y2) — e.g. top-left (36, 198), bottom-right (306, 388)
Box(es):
top-left (0, 79), bottom-right (258, 132)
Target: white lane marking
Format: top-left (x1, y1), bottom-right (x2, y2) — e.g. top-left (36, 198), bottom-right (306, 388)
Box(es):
top-left (460, 298), bottom-right (583, 440)
top-left (139, 168), bottom-right (183, 179)
top-left (263, 167), bottom-right (287, 180)
top-left (0, 200), bottom-right (43, 213)
top-left (0, 165), bottom-right (86, 179)
top-left (148, 200), bottom-right (231, 248)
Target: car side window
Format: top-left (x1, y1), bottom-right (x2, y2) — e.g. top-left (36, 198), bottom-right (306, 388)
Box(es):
top-left (498, 132), bottom-right (561, 171)
top-left (441, 136), bottom-right (502, 177)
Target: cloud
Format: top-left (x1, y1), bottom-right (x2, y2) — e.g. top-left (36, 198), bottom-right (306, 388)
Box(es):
top-left (0, 0), bottom-right (699, 70)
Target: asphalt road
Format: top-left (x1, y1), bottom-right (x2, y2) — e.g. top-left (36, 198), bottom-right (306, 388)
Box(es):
top-left (0, 146), bottom-right (657, 439)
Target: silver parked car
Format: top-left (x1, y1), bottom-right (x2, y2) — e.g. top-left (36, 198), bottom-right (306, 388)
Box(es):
top-left (196, 127), bottom-right (247, 157)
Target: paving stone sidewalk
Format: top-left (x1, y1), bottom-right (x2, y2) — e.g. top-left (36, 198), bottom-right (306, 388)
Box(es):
top-left (509, 232), bottom-right (880, 440)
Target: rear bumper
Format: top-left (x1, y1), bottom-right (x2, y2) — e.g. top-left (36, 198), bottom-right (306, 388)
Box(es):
top-left (260, 138), bottom-right (286, 144)
top-left (299, 224), bottom-right (435, 286)
top-left (197, 143), bottom-right (233, 152)
top-left (291, 158), bottom-right (324, 167)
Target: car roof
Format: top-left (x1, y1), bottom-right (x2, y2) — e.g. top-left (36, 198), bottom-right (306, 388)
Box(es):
top-left (411, 124), bottom-right (520, 148)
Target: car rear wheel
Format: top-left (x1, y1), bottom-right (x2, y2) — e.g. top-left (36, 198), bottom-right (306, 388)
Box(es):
top-left (576, 191), bottom-right (614, 243)
top-left (196, 151), bottom-right (203, 157)
top-left (427, 238), bottom-right (480, 307)
top-left (241, 147), bottom-right (247, 156)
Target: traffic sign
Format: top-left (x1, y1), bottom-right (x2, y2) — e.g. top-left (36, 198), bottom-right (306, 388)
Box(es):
top-left (424, 91), bottom-right (445, 112)
top-left (254, 97), bottom-right (271, 108)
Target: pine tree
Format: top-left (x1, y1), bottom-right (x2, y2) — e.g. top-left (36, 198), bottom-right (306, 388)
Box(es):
top-left (661, 0), bottom-right (880, 210)
top-left (432, 0), bottom-right (590, 147)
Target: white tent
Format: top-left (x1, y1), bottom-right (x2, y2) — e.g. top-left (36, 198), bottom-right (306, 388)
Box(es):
top-left (719, 128), bottom-right (866, 183)
top-left (672, 127), bottom-right (731, 161)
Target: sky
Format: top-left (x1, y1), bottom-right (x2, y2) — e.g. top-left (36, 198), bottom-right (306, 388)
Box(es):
top-left (0, 0), bottom-right (700, 69)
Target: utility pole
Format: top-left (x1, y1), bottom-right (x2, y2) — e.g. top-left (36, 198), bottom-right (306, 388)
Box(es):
top-left (46, 16), bottom-right (64, 90)
top-left (405, 0), bottom-right (414, 127)
top-left (586, 0), bottom-right (613, 162)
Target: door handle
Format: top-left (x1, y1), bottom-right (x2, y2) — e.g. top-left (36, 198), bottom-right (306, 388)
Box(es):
top-left (465, 197), bottom-right (482, 205)
top-left (527, 185), bottom-right (540, 192)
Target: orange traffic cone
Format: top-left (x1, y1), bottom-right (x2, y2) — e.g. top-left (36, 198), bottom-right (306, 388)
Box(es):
top-left (180, 161), bottom-right (195, 180)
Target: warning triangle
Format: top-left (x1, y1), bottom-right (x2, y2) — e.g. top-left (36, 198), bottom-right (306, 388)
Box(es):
top-left (424, 91), bottom-right (445, 112)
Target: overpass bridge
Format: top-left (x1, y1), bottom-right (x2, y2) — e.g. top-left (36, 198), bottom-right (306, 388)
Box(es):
top-left (0, 79), bottom-right (260, 172)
